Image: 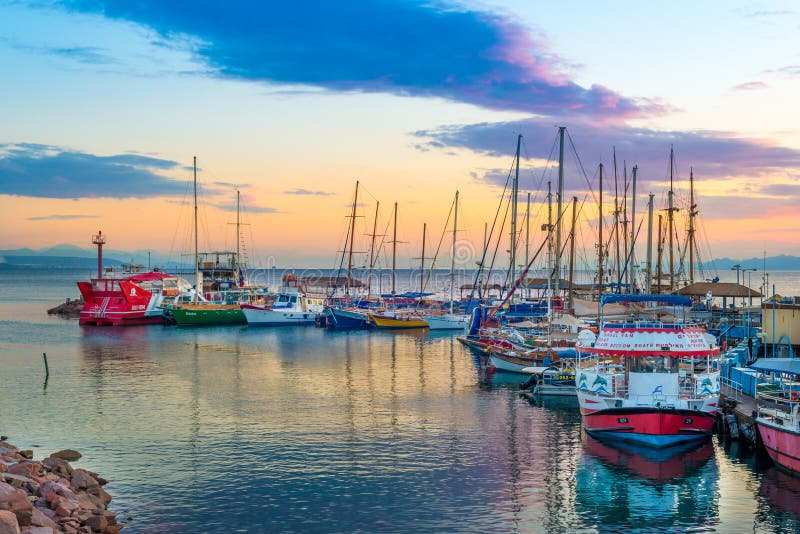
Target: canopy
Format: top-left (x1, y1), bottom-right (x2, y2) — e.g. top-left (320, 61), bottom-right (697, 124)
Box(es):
top-left (749, 358), bottom-right (800, 375)
top-left (677, 282), bottom-right (761, 298)
top-left (600, 294), bottom-right (692, 306)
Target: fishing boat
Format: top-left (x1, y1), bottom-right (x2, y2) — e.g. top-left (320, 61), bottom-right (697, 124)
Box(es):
top-left (242, 273), bottom-right (324, 326)
top-left (324, 305), bottom-right (371, 329)
top-left (488, 346), bottom-right (566, 374)
top-left (521, 365), bottom-right (576, 396)
top-left (753, 359), bottom-right (800, 475)
top-left (576, 295), bottom-right (721, 448)
top-left (368, 310), bottom-right (429, 329)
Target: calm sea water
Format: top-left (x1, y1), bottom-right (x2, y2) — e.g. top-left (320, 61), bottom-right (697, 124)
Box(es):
top-left (2, 268), bottom-right (800, 533)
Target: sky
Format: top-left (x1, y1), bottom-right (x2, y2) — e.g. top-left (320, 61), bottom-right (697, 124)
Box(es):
top-left (1, 0), bottom-right (799, 270)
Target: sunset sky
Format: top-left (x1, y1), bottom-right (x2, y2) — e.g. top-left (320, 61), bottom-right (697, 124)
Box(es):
top-left (1, 1), bottom-right (799, 269)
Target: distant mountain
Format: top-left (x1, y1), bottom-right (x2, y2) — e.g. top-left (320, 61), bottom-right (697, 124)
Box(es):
top-left (0, 245), bottom-right (191, 269)
top-left (0, 255), bottom-right (123, 269)
top-left (699, 254), bottom-right (800, 271)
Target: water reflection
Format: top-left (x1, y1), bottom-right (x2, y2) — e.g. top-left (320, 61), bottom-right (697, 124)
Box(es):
top-left (576, 434), bottom-right (719, 530)
top-left (758, 467), bottom-right (800, 528)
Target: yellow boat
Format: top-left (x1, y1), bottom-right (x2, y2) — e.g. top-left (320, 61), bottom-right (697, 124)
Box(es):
top-left (368, 311), bottom-right (429, 329)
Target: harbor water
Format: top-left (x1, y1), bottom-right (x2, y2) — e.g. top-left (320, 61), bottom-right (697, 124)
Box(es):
top-left (2, 269), bottom-right (800, 532)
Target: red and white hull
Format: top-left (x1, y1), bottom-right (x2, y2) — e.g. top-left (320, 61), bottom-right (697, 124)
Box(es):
top-left (757, 419), bottom-right (800, 474)
top-left (77, 275), bottom-right (168, 326)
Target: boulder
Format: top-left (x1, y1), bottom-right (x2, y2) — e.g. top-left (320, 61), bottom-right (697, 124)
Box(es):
top-left (0, 511), bottom-right (20, 534)
top-left (69, 471), bottom-right (97, 492)
top-left (20, 527), bottom-right (53, 534)
top-left (29, 509), bottom-right (58, 531)
top-left (102, 526), bottom-right (122, 534)
top-left (84, 515), bottom-right (107, 533)
top-left (16, 454), bottom-right (31, 462)
top-left (0, 443), bottom-right (18, 453)
top-left (49, 451), bottom-right (81, 463)
top-left (40, 458), bottom-right (71, 479)
top-left (7, 465), bottom-right (39, 481)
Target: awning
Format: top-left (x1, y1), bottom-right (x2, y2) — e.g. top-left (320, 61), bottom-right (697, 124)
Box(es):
top-left (600, 294), bottom-right (692, 306)
top-left (749, 358), bottom-right (800, 375)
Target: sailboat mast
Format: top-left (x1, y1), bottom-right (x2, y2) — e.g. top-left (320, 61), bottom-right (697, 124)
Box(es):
top-left (525, 192), bottom-right (531, 291)
top-left (193, 156), bottom-right (200, 303)
top-left (510, 134), bottom-right (521, 301)
top-left (668, 146), bottom-right (675, 291)
top-left (568, 196), bottom-right (577, 314)
top-left (646, 193), bottom-right (654, 293)
top-left (598, 163), bottom-right (604, 299)
top-left (554, 126), bottom-right (565, 297)
top-left (420, 222), bottom-right (426, 297)
top-left (613, 148), bottom-right (621, 292)
top-left (657, 214), bottom-right (664, 293)
top-left (368, 201), bottom-right (379, 297)
top-left (622, 161), bottom-right (629, 290)
top-left (689, 168), bottom-right (696, 285)
top-left (450, 191), bottom-right (458, 314)
top-left (346, 181), bottom-right (359, 298)
top-left (547, 181), bottom-right (553, 314)
top-left (629, 166), bottom-right (637, 292)
top-left (392, 202), bottom-right (398, 304)
top-left (236, 189), bottom-right (240, 282)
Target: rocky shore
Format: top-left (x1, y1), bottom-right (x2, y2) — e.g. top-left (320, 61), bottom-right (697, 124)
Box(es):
top-left (0, 441), bottom-right (122, 534)
top-left (46, 299), bottom-right (83, 318)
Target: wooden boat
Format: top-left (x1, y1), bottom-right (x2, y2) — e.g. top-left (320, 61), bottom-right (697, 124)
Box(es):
top-left (576, 301), bottom-right (721, 448)
top-left (243, 276), bottom-right (325, 326)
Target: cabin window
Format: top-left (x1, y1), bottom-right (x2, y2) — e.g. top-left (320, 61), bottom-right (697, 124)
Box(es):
top-left (631, 355), bottom-right (677, 374)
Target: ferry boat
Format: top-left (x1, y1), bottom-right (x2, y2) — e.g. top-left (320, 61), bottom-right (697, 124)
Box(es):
top-left (77, 271), bottom-right (188, 326)
top-left (576, 296), bottom-right (721, 448)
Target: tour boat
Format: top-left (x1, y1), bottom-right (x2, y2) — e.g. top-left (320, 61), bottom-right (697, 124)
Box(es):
top-left (576, 298), bottom-right (720, 448)
top-left (77, 271), bottom-right (188, 326)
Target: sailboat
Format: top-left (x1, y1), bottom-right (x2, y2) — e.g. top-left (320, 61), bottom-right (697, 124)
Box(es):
top-left (165, 161), bottom-right (268, 326)
top-left (368, 203), bottom-right (429, 329)
top-left (425, 191), bottom-right (469, 330)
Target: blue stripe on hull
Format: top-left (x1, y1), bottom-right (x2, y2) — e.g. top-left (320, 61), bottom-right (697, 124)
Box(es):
top-left (326, 308), bottom-right (370, 329)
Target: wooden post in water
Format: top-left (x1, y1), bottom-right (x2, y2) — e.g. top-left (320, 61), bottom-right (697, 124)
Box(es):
top-left (42, 352), bottom-right (49, 390)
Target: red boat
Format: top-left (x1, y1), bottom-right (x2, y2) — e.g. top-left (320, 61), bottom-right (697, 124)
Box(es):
top-left (77, 272), bottom-right (183, 326)
top-left (575, 296), bottom-right (721, 448)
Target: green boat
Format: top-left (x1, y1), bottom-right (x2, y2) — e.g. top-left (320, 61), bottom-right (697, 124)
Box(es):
top-left (169, 303), bottom-right (246, 325)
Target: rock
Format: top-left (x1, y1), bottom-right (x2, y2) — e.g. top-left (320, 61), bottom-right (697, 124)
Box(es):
top-left (0, 443), bottom-right (18, 453)
top-left (15, 454), bottom-right (30, 463)
top-left (102, 526), bottom-right (122, 534)
top-left (40, 458), bottom-right (71, 479)
top-left (69, 471), bottom-right (97, 492)
top-left (28, 509), bottom-right (57, 531)
top-left (0, 485), bottom-right (33, 526)
top-left (0, 511), bottom-right (20, 534)
top-left (7, 465), bottom-right (39, 481)
top-left (0, 484), bottom-right (16, 501)
top-left (20, 527), bottom-right (53, 534)
top-left (84, 515), bottom-right (107, 533)
top-left (49, 451), bottom-right (81, 463)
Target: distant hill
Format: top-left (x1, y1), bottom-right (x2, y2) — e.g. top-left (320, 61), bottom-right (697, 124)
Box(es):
top-left (0, 255), bottom-right (123, 269)
top-left (0, 245), bottom-right (190, 270)
top-left (699, 254), bottom-right (800, 271)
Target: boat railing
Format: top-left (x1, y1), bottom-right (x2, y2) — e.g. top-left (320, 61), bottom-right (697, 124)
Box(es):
top-left (720, 376), bottom-right (744, 401)
top-left (757, 389), bottom-right (800, 426)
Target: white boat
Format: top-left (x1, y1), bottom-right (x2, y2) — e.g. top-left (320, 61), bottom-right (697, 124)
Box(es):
top-left (424, 313), bottom-right (469, 330)
top-left (243, 274), bottom-right (324, 326)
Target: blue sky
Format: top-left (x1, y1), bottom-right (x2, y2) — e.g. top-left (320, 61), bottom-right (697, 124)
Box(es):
top-left (1, 0), bottom-right (798, 265)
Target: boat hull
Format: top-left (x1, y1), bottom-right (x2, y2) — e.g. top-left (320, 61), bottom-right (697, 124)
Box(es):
top-left (325, 307), bottom-right (370, 329)
top-left (489, 351), bottom-right (554, 374)
top-left (580, 406), bottom-right (715, 448)
top-left (170, 306), bottom-right (245, 326)
top-left (424, 314), bottom-right (469, 330)
top-left (243, 306), bottom-right (317, 326)
top-left (368, 314), bottom-right (429, 329)
top-left (757, 419), bottom-right (800, 474)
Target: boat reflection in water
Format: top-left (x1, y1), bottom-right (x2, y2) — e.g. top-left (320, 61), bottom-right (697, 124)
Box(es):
top-left (576, 433), bottom-right (719, 530)
top-left (758, 467), bottom-right (800, 529)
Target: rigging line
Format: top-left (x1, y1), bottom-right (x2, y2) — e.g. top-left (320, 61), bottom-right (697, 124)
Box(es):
top-left (486, 192), bottom-right (512, 296)
top-left (467, 152), bottom-right (516, 302)
top-left (167, 178), bottom-right (192, 268)
top-left (617, 219), bottom-right (645, 292)
top-left (421, 195), bottom-right (455, 295)
top-left (486, 205), bottom-right (568, 323)
top-left (565, 130), bottom-right (594, 202)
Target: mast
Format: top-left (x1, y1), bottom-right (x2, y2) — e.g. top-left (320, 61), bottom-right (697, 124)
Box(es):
top-left (420, 222), bottom-right (426, 297)
top-left (450, 191), bottom-right (459, 314)
top-left (629, 166), bottom-right (637, 292)
top-left (689, 167), bottom-right (696, 285)
top-left (235, 189), bottom-right (241, 283)
top-left (657, 214), bottom-right (664, 294)
top-left (598, 164), bottom-right (604, 298)
top-left (568, 196), bottom-right (577, 314)
top-left (510, 134), bottom-right (521, 301)
top-left (668, 146), bottom-right (675, 292)
top-left (613, 148), bottom-right (621, 292)
top-left (193, 156), bottom-right (201, 302)
top-left (622, 161), bottom-right (629, 290)
top-left (391, 202), bottom-right (398, 305)
top-left (546, 181), bottom-right (553, 315)
top-left (554, 126), bottom-right (565, 297)
top-left (367, 201), bottom-right (379, 296)
top-left (346, 180), bottom-right (359, 299)
top-left (525, 191), bottom-right (531, 297)
top-left (646, 193), bottom-right (654, 293)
